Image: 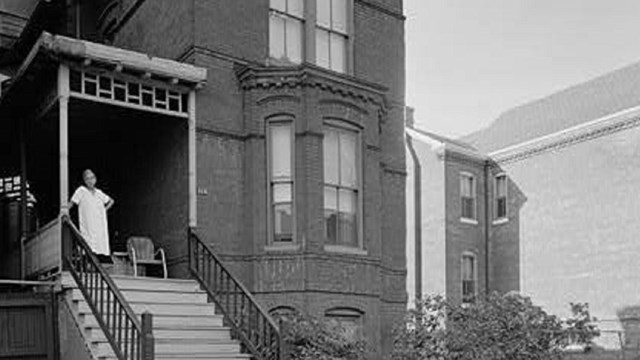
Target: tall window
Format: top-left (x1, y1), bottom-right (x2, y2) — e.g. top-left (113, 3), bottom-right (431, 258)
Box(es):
top-left (323, 123), bottom-right (359, 247)
top-left (268, 121), bottom-right (294, 243)
top-left (461, 254), bottom-right (476, 304)
top-left (316, 0), bottom-right (348, 72)
top-left (269, 0), bottom-right (304, 64)
top-left (460, 173), bottom-right (476, 221)
top-left (495, 174), bottom-right (507, 220)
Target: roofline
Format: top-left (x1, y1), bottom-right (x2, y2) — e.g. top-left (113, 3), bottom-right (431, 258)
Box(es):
top-left (489, 103), bottom-right (640, 163)
top-left (41, 33), bottom-right (207, 84)
top-left (406, 126), bottom-right (489, 162)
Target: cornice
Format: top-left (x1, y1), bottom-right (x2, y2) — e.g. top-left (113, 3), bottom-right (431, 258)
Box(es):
top-left (236, 64), bottom-right (388, 110)
top-left (490, 106), bottom-right (640, 165)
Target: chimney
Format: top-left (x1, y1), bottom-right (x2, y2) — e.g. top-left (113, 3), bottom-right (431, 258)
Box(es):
top-left (405, 106), bottom-right (415, 128)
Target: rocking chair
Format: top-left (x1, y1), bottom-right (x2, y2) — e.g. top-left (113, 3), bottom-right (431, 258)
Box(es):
top-left (127, 236), bottom-right (168, 279)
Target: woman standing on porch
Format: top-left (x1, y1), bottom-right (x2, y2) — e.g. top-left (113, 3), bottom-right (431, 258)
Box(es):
top-left (68, 170), bottom-right (114, 261)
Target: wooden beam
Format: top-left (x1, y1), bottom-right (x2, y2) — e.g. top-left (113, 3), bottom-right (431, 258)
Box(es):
top-left (58, 64), bottom-right (70, 214)
top-left (188, 90), bottom-right (197, 227)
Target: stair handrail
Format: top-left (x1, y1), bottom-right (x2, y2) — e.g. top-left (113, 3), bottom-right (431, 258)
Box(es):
top-left (188, 228), bottom-right (286, 360)
top-left (61, 215), bottom-right (154, 360)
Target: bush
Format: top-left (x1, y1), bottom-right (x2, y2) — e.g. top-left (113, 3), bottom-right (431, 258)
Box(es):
top-left (391, 293), bottom-right (600, 360)
top-left (279, 313), bottom-right (367, 360)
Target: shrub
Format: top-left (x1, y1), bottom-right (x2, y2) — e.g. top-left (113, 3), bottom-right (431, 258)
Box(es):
top-left (390, 293), bottom-right (599, 360)
top-left (278, 313), bottom-right (367, 360)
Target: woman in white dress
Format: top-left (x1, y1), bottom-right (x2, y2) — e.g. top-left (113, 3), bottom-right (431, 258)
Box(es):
top-left (68, 170), bottom-right (114, 261)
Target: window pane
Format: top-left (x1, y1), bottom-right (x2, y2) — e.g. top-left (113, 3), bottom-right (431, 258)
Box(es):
top-left (316, 29), bottom-right (330, 69)
top-left (269, 14), bottom-right (286, 59)
top-left (462, 256), bottom-right (474, 280)
top-left (496, 176), bottom-right (506, 197)
top-left (287, 0), bottom-right (304, 18)
top-left (338, 189), bottom-right (357, 246)
top-left (460, 175), bottom-right (473, 197)
top-left (462, 197), bottom-right (475, 219)
top-left (324, 186), bottom-right (338, 210)
top-left (339, 130), bottom-right (357, 187)
top-left (497, 198), bottom-right (507, 218)
top-left (285, 18), bottom-right (303, 63)
top-left (323, 129), bottom-right (339, 185)
top-left (324, 187), bottom-right (338, 244)
top-left (331, 0), bottom-right (348, 33)
top-left (273, 183), bottom-right (292, 203)
top-left (271, 0), bottom-right (286, 12)
top-left (273, 203), bottom-right (293, 240)
top-left (270, 123), bottom-right (291, 178)
top-left (316, 0), bottom-right (331, 27)
top-left (330, 33), bottom-right (346, 72)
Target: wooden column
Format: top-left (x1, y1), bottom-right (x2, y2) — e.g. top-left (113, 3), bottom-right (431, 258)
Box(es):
top-left (19, 115), bottom-right (27, 279)
top-left (58, 65), bottom-right (70, 214)
top-left (188, 90), bottom-right (197, 228)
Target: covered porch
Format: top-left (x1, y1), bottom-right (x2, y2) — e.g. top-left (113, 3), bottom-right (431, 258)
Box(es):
top-left (0, 32), bottom-right (206, 280)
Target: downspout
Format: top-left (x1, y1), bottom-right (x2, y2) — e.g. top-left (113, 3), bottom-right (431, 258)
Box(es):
top-left (406, 133), bottom-right (422, 301)
top-left (484, 161), bottom-right (490, 296)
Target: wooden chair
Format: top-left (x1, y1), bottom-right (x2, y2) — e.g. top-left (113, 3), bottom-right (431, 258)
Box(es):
top-left (127, 236), bottom-right (167, 279)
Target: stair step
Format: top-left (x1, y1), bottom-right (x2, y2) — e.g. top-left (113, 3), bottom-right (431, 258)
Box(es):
top-left (111, 275), bottom-right (203, 292)
top-left (99, 354), bottom-right (252, 360)
top-left (83, 313), bottom-right (224, 328)
top-left (76, 300), bottom-right (217, 316)
top-left (71, 288), bottom-right (208, 304)
top-left (93, 341), bottom-right (242, 357)
top-left (87, 326), bottom-right (232, 341)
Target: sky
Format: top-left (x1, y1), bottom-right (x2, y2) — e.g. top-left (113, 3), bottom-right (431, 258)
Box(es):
top-left (405, 0), bottom-right (640, 138)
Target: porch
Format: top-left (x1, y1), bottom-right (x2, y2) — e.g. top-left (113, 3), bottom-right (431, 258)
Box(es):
top-left (0, 32), bottom-right (206, 280)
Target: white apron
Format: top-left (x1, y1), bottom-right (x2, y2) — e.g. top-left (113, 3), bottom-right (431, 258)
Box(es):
top-left (71, 186), bottom-right (112, 255)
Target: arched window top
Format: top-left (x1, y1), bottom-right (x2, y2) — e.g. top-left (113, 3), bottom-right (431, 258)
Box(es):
top-left (324, 307), bottom-right (364, 318)
top-left (269, 305), bottom-right (299, 318)
top-left (324, 117), bottom-right (362, 131)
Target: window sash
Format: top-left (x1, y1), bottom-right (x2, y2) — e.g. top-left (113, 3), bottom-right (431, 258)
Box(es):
top-left (462, 255), bottom-right (476, 303)
top-left (495, 175), bottom-right (507, 219)
top-left (461, 196), bottom-right (475, 220)
top-left (268, 121), bottom-right (294, 244)
top-left (323, 124), bottom-right (360, 248)
top-left (269, 11), bottom-right (303, 63)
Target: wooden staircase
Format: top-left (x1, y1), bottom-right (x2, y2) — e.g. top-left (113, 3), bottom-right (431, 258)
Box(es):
top-left (62, 273), bottom-right (251, 360)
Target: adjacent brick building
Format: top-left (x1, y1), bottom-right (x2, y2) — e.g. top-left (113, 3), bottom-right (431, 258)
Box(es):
top-left (0, 0), bottom-right (407, 356)
top-left (408, 60), bottom-right (640, 350)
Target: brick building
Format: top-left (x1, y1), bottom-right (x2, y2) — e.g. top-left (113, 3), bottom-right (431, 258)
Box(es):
top-left (405, 108), bottom-right (521, 307)
top-left (0, 0), bottom-right (406, 358)
top-left (408, 60), bottom-right (640, 350)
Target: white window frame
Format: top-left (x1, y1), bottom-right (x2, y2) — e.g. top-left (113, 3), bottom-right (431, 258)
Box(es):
top-left (459, 172), bottom-right (477, 224)
top-left (266, 118), bottom-right (297, 248)
top-left (461, 252), bottom-right (477, 305)
top-left (493, 173), bottom-right (508, 224)
top-left (322, 119), bottom-right (364, 253)
top-left (269, 0), bottom-right (306, 65)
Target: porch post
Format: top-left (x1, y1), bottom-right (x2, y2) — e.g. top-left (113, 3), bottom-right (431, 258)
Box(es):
top-left (188, 90), bottom-right (197, 228)
top-left (58, 65), bottom-right (70, 214)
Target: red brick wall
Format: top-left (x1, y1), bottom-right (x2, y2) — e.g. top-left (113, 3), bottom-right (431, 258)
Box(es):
top-left (109, 1), bottom-right (406, 356)
top-left (444, 155), bottom-right (487, 304)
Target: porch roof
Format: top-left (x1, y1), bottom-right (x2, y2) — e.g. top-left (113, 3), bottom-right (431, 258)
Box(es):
top-left (0, 32), bottom-right (207, 109)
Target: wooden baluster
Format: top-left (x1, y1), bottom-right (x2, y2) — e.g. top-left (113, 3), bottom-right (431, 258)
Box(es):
top-left (141, 312), bottom-right (154, 360)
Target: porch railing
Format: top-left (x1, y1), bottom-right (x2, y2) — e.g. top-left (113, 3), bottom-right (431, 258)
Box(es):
top-left (23, 218), bottom-right (61, 279)
top-left (188, 228), bottom-right (285, 360)
top-left (62, 215), bottom-right (154, 360)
